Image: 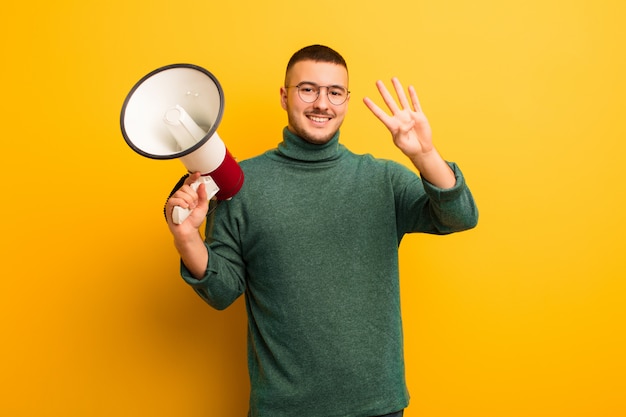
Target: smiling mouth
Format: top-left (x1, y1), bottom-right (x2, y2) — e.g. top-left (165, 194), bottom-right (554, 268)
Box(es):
top-left (308, 115), bottom-right (332, 123)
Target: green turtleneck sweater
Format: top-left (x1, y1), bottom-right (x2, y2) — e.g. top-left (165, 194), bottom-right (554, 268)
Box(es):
top-left (181, 128), bottom-right (478, 417)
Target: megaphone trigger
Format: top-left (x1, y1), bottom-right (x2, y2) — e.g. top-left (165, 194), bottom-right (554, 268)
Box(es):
top-left (171, 176), bottom-right (220, 225)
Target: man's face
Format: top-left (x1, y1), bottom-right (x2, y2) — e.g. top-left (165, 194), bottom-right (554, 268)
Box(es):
top-left (280, 60), bottom-right (349, 145)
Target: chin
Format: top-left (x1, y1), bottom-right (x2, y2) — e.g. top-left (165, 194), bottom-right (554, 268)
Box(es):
top-left (297, 125), bottom-right (339, 145)
top-left (288, 117), bottom-right (340, 145)
top-left (302, 133), bottom-right (334, 145)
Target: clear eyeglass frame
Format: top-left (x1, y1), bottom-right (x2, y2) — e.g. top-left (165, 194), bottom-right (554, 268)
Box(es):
top-left (286, 82), bottom-right (350, 105)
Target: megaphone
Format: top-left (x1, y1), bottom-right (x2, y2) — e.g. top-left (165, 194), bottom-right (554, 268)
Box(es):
top-left (120, 63), bottom-right (244, 224)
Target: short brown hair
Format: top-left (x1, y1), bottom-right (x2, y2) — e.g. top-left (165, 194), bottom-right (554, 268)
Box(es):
top-left (285, 45), bottom-right (348, 83)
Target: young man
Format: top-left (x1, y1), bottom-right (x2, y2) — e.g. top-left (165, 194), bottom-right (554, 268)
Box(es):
top-left (165, 45), bottom-right (478, 417)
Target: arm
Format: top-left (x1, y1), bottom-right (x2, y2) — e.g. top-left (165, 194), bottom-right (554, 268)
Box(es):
top-left (363, 78), bottom-right (456, 189)
top-left (397, 161), bottom-right (478, 235)
top-left (165, 172), bottom-right (209, 279)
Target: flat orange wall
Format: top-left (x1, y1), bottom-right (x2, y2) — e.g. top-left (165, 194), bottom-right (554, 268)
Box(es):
top-left (1, 0), bottom-right (625, 416)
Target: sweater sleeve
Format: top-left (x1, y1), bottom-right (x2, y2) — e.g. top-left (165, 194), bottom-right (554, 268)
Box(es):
top-left (179, 203), bottom-right (247, 310)
top-left (179, 244), bottom-right (246, 310)
top-left (396, 161), bottom-right (478, 236)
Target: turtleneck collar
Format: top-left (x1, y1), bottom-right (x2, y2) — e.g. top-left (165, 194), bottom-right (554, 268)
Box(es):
top-left (275, 127), bottom-right (344, 162)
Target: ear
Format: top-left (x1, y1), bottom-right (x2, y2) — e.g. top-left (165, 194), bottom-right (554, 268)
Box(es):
top-left (280, 86), bottom-right (288, 110)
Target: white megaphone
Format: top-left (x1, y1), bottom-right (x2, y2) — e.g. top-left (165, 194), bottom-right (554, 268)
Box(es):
top-left (120, 64), bottom-right (244, 224)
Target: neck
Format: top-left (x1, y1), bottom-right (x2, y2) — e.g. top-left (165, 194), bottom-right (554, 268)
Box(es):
top-left (277, 127), bottom-right (343, 162)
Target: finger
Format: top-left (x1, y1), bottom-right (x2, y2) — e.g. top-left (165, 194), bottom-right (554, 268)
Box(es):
top-left (363, 96), bottom-right (394, 128)
top-left (168, 192), bottom-right (196, 210)
top-left (375, 80), bottom-right (401, 114)
top-left (363, 96), bottom-right (386, 119)
top-left (408, 85), bottom-right (423, 113)
top-left (391, 78), bottom-right (411, 110)
top-left (196, 181), bottom-right (208, 203)
top-left (185, 171), bottom-right (202, 186)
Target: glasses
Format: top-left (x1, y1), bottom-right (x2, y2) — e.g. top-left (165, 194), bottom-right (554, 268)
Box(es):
top-left (285, 82), bottom-right (350, 105)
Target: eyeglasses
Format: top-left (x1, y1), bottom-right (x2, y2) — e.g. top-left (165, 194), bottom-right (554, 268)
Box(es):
top-left (285, 82), bottom-right (350, 106)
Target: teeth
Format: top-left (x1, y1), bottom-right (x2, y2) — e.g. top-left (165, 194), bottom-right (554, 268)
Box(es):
top-left (310, 116), bottom-right (329, 123)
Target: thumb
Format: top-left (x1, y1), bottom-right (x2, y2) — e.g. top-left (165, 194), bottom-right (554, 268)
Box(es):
top-left (196, 181), bottom-right (209, 207)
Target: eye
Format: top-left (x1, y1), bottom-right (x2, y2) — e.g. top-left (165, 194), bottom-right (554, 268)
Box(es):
top-left (329, 88), bottom-right (345, 97)
top-left (298, 83), bottom-right (317, 94)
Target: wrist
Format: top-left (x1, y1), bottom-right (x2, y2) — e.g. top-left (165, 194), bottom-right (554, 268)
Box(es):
top-left (409, 148), bottom-right (440, 171)
top-left (411, 150), bottom-right (456, 189)
top-left (173, 228), bottom-right (204, 250)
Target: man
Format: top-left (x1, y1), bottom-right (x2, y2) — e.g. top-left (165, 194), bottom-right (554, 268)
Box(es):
top-left (165, 45), bottom-right (478, 417)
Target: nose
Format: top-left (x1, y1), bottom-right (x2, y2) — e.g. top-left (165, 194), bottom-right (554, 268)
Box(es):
top-left (313, 87), bottom-right (331, 109)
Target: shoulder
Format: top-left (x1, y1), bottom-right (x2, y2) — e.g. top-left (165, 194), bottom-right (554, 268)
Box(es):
top-left (350, 151), bottom-right (416, 176)
top-left (238, 151), bottom-right (276, 172)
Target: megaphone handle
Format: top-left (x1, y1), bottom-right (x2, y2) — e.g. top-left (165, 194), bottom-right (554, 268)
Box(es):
top-left (172, 206), bottom-right (192, 225)
top-left (172, 176), bottom-right (220, 225)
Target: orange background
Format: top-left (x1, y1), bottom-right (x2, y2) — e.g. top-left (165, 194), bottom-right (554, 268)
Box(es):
top-left (1, 0), bottom-right (625, 416)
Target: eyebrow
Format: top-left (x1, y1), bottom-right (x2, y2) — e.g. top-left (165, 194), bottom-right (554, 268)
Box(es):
top-left (299, 81), bottom-right (348, 89)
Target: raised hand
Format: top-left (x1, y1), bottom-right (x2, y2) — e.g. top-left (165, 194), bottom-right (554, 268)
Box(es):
top-left (363, 77), bottom-right (434, 159)
top-left (364, 78), bottom-right (455, 188)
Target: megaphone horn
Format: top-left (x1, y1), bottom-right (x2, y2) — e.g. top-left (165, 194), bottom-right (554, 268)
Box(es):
top-left (120, 64), bottom-right (244, 224)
